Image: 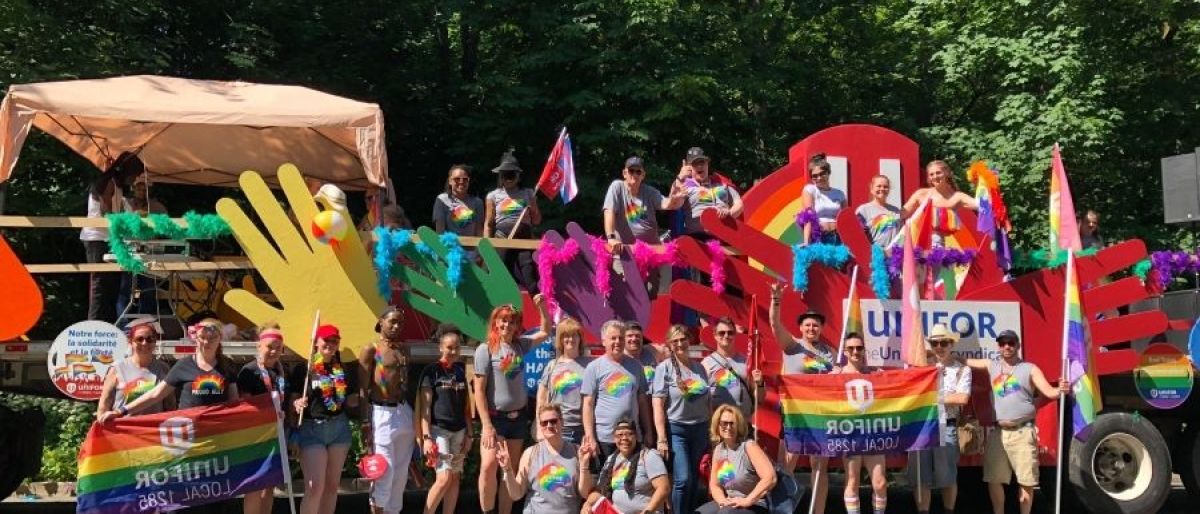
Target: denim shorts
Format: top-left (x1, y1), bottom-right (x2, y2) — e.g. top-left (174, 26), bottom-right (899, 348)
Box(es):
top-left (295, 414), bottom-right (352, 448)
top-left (491, 410), bottom-right (530, 440)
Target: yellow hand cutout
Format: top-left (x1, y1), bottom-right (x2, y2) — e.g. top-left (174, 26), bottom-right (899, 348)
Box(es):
top-left (216, 164), bottom-right (385, 360)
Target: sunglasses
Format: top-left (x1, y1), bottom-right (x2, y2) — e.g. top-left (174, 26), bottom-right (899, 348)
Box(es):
top-left (930, 340), bottom-right (954, 348)
top-left (811, 171), bottom-right (830, 178)
top-left (539, 418), bottom-right (561, 428)
top-left (132, 335), bottom-right (158, 343)
top-left (997, 340), bottom-right (1019, 348)
top-left (715, 330), bottom-right (735, 337)
top-left (627, 167), bottom-right (645, 175)
top-left (719, 420), bottom-right (737, 429)
top-left (845, 346), bottom-right (866, 353)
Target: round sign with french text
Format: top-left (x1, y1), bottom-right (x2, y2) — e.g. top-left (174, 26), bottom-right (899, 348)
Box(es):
top-left (46, 320), bottom-right (129, 401)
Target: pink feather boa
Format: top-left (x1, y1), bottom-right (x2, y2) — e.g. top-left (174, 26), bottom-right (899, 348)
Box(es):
top-left (536, 238), bottom-right (580, 316)
top-left (706, 239), bottom-right (727, 294)
top-left (591, 236), bottom-right (614, 302)
top-left (631, 240), bottom-right (683, 282)
top-left (592, 236), bottom-right (619, 301)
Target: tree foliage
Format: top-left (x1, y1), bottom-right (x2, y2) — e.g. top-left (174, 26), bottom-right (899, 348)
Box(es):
top-left (5, 0), bottom-right (1200, 336)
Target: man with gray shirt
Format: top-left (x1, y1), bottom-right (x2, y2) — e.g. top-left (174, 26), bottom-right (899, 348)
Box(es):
top-left (582, 320), bottom-right (654, 469)
top-left (602, 156), bottom-right (685, 249)
top-left (966, 330), bottom-right (1068, 514)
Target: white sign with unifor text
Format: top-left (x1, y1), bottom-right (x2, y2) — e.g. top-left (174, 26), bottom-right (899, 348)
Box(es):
top-left (845, 299), bottom-right (1022, 367)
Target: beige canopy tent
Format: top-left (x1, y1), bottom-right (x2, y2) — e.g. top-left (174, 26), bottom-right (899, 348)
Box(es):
top-left (0, 75), bottom-right (387, 190)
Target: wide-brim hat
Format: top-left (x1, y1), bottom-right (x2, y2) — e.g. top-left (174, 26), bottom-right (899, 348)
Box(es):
top-left (492, 149), bottom-right (523, 173)
top-left (926, 323), bottom-right (960, 343)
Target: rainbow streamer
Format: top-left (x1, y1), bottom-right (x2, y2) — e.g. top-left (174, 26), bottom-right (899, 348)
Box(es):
top-left (900, 224), bottom-right (926, 367)
top-left (77, 396), bottom-right (285, 514)
top-left (1065, 251), bottom-right (1099, 439)
top-left (780, 368), bottom-right (941, 456)
top-left (1049, 144), bottom-right (1081, 251)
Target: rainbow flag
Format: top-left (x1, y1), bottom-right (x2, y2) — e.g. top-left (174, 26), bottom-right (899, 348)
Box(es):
top-left (900, 224), bottom-right (926, 367)
top-left (1064, 251), bottom-right (1099, 440)
top-left (780, 368), bottom-right (940, 456)
top-left (1049, 144), bottom-right (1081, 251)
top-left (77, 395), bottom-right (286, 514)
top-left (837, 266), bottom-right (863, 365)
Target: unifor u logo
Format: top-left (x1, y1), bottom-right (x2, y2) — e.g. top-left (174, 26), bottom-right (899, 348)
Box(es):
top-left (845, 379), bottom-right (875, 414)
top-left (159, 417), bottom-right (196, 456)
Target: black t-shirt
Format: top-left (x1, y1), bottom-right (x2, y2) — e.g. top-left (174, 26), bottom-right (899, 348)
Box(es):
top-left (166, 355), bottom-right (235, 409)
top-left (419, 362), bottom-right (469, 431)
top-left (236, 360), bottom-right (287, 398)
top-left (288, 359), bottom-right (359, 420)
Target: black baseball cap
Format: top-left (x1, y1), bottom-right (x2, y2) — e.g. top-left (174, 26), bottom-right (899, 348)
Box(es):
top-left (624, 156), bottom-right (644, 168)
top-left (797, 310), bottom-right (825, 324)
top-left (685, 147), bottom-right (709, 164)
top-left (996, 330), bottom-right (1020, 343)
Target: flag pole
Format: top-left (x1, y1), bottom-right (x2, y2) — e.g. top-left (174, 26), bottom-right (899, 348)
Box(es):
top-left (836, 266), bottom-right (859, 363)
top-left (748, 294), bottom-right (760, 441)
top-left (272, 385), bottom-right (298, 514)
top-left (508, 208), bottom-right (529, 240)
top-left (1054, 250), bottom-right (1074, 514)
top-left (298, 310), bottom-right (321, 426)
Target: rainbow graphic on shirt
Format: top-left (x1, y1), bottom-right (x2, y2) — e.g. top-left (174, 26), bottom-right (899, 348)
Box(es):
top-left (624, 200), bottom-right (646, 224)
top-left (610, 461), bottom-right (630, 489)
top-left (499, 352), bottom-right (522, 379)
top-left (192, 373), bottom-right (225, 395)
top-left (681, 377), bottom-right (709, 399)
top-left (536, 463), bottom-right (573, 494)
top-left (715, 459), bottom-right (736, 487)
top-left (552, 370), bottom-right (582, 396)
top-left (803, 355), bottom-right (833, 374)
top-left (602, 372), bottom-right (634, 397)
top-left (497, 197), bottom-right (526, 216)
top-left (868, 213), bottom-right (899, 237)
top-left (711, 368), bottom-right (736, 388)
top-left (642, 365), bottom-right (655, 384)
top-left (697, 186), bottom-right (726, 203)
top-left (992, 373), bottom-right (1022, 398)
top-left (121, 378), bottom-right (156, 404)
top-left (450, 204), bottom-right (475, 226)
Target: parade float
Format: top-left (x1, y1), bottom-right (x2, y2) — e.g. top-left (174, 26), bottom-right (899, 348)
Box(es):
top-left (0, 77), bottom-right (1196, 514)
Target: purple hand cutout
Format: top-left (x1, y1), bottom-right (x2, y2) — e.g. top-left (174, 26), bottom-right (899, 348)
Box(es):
top-left (539, 222), bottom-right (650, 337)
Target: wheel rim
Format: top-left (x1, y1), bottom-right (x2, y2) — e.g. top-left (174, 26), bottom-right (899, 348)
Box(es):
top-left (1090, 432), bottom-right (1153, 501)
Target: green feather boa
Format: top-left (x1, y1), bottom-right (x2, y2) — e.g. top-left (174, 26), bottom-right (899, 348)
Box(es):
top-left (106, 212), bottom-right (231, 272)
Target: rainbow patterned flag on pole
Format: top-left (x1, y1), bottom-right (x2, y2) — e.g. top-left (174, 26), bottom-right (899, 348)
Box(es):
top-left (837, 266), bottom-right (863, 365)
top-left (900, 223), bottom-right (927, 367)
top-left (1049, 144), bottom-right (1082, 251)
top-left (77, 395), bottom-right (286, 514)
top-left (1064, 250), bottom-right (1099, 440)
top-left (780, 368), bottom-right (940, 456)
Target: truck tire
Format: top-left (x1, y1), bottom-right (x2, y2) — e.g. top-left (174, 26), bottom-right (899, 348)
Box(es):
top-left (1068, 412), bottom-right (1171, 514)
top-left (1179, 424), bottom-right (1200, 498)
top-left (0, 403), bottom-right (46, 500)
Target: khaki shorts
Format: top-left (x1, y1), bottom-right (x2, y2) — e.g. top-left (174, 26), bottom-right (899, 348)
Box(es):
top-left (983, 425), bottom-right (1039, 486)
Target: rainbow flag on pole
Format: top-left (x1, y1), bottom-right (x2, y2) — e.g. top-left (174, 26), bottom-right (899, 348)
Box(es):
top-left (1064, 250), bottom-right (1099, 439)
top-left (900, 223), bottom-right (927, 367)
top-left (77, 395), bottom-right (286, 514)
top-left (1049, 144), bottom-right (1082, 251)
top-left (837, 266), bottom-right (863, 365)
top-left (780, 368), bottom-right (941, 456)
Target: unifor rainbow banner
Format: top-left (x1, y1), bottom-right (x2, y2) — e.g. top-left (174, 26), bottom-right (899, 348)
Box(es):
top-left (77, 395), bottom-right (286, 514)
top-left (780, 367), bottom-right (940, 456)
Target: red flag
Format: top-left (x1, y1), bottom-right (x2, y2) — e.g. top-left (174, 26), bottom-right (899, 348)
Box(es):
top-left (589, 497), bottom-right (622, 514)
top-left (536, 127), bottom-right (577, 204)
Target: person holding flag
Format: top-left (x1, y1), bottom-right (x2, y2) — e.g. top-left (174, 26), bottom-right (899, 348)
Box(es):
top-left (536, 127), bottom-right (579, 205)
top-left (702, 317), bottom-right (763, 419)
top-left (965, 330), bottom-right (1069, 514)
top-left (769, 283), bottom-right (836, 514)
top-left (906, 323), bottom-right (972, 514)
top-left (485, 149), bottom-right (540, 291)
top-left (236, 323), bottom-right (290, 514)
top-left (832, 332), bottom-right (888, 514)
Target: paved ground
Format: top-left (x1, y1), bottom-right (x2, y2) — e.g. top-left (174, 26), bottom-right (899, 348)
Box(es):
top-left (3, 474), bottom-right (1195, 513)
